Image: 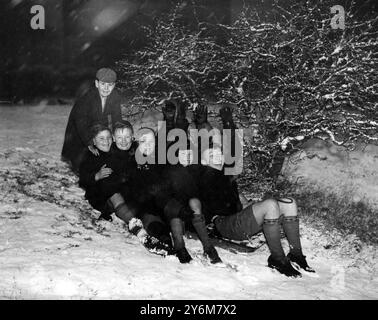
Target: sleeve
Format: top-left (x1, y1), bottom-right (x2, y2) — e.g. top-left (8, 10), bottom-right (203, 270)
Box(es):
top-left (112, 90), bottom-right (123, 124)
top-left (72, 96), bottom-right (93, 146)
top-left (222, 116), bottom-right (243, 176)
top-left (222, 116), bottom-right (237, 155)
top-left (78, 154), bottom-right (97, 188)
top-left (175, 118), bottom-right (189, 132)
top-left (222, 117), bottom-right (237, 130)
top-left (231, 179), bottom-right (243, 213)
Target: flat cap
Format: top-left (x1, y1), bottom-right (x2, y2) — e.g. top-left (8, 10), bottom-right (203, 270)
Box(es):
top-left (96, 68), bottom-right (117, 83)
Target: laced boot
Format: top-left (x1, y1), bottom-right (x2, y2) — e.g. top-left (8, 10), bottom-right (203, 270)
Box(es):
top-left (204, 246), bottom-right (222, 264)
top-left (176, 247), bottom-right (193, 264)
top-left (267, 255), bottom-right (302, 278)
top-left (287, 252), bottom-right (315, 273)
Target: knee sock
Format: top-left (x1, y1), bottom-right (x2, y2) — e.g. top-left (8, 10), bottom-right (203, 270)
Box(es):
top-left (128, 217), bottom-right (148, 240)
top-left (170, 218), bottom-right (185, 250)
top-left (282, 216), bottom-right (303, 256)
top-left (191, 214), bottom-right (212, 250)
top-left (263, 218), bottom-right (286, 261)
top-left (114, 203), bottom-right (134, 224)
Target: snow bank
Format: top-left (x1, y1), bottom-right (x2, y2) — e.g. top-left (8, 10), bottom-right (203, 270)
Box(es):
top-left (0, 105), bottom-right (377, 299)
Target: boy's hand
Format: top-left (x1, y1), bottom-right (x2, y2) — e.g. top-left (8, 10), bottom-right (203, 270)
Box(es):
top-left (193, 104), bottom-right (208, 125)
top-left (162, 102), bottom-right (176, 122)
top-left (176, 101), bottom-right (187, 120)
top-left (175, 102), bottom-right (189, 131)
top-left (95, 164), bottom-right (113, 181)
top-left (88, 145), bottom-right (99, 156)
top-left (219, 106), bottom-right (233, 124)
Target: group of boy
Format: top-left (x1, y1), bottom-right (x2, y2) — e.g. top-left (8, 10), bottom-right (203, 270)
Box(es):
top-left (61, 68), bottom-right (315, 277)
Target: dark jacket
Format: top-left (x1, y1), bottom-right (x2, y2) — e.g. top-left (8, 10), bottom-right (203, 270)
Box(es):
top-left (112, 142), bottom-right (138, 203)
top-left (136, 163), bottom-right (242, 225)
top-left (61, 87), bottom-right (124, 173)
top-left (79, 149), bottom-right (114, 212)
top-left (78, 143), bottom-right (136, 213)
top-left (127, 163), bottom-right (182, 221)
top-left (111, 141), bottom-right (138, 178)
top-left (187, 164), bottom-right (243, 223)
top-left (126, 138), bottom-right (192, 222)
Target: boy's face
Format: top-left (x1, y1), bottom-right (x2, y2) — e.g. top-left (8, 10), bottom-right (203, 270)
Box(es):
top-left (201, 147), bottom-right (224, 170)
top-left (137, 131), bottom-right (155, 156)
top-left (93, 130), bottom-right (112, 152)
top-left (95, 80), bottom-right (115, 98)
top-left (114, 128), bottom-right (133, 151)
top-left (178, 149), bottom-right (193, 166)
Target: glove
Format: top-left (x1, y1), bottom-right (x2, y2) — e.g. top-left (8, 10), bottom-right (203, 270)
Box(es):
top-left (175, 118), bottom-right (189, 132)
top-left (219, 106), bottom-right (234, 128)
top-left (176, 101), bottom-right (187, 120)
top-left (175, 102), bottom-right (189, 131)
top-left (193, 104), bottom-right (208, 126)
top-left (162, 101), bottom-right (176, 131)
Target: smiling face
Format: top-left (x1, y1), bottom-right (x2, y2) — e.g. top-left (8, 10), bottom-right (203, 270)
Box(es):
top-left (201, 147), bottom-right (224, 170)
top-left (114, 127), bottom-right (133, 151)
top-left (95, 80), bottom-right (115, 98)
top-left (137, 130), bottom-right (156, 156)
top-left (93, 129), bottom-right (112, 152)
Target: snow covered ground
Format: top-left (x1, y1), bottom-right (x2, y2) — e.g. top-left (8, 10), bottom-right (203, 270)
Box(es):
top-left (0, 104), bottom-right (377, 300)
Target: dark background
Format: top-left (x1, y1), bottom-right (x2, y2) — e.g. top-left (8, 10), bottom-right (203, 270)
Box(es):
top-left (0, 0), bottom-right (243, 101)
top-left (0, 0), bottom-right (375, 102)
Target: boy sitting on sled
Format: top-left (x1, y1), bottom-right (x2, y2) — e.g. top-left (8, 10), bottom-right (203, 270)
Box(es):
top-left (78, 123), bottom-right (171, 255)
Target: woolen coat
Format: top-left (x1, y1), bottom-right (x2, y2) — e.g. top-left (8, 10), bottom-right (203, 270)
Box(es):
top-left (61, 87), bottom-right (124, 172)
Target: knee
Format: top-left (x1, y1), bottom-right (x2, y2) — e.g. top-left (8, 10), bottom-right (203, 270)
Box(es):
top-left (263, 198), bottom-right (280, 219)
top-left (283, 197), bottom-right (297, 206)
top-left (170, 218), bottom-right (184, 234)
top-left (289, 197), bottom-right (298, 213)
top-left (189, 198), bottom-right (201, 214)
top-left (279, 197), bottom-right (298, 217)
top-left (109, 193), bottom-right (125, 209)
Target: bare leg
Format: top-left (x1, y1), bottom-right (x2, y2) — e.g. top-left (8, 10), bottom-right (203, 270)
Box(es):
top-left (277, 197), bottom-right (297, 217)
top-left (251, 199), bottom-right (286, 261)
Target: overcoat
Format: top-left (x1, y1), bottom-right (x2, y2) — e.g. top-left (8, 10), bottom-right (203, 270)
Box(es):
top-left (61, 87), bottom-right (124, 172)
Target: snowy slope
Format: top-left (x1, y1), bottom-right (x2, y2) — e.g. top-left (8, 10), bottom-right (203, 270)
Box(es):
top-left (0, 104), bottom-right (377, 299)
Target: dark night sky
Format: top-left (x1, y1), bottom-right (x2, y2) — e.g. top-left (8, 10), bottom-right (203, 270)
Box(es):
top-left (0, 0), bottom-right (248, 68)
top-left (0, 0), bottom-right (246, 99)
top-left (0, 0), bottom-right (376, 100)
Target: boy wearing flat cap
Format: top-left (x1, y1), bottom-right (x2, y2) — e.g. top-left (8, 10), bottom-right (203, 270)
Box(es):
top-left (62, 68), bottom-right (126, 174)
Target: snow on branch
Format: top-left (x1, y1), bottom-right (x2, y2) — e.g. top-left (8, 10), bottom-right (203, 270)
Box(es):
top-left (117, 0), bottom-right (377, 181)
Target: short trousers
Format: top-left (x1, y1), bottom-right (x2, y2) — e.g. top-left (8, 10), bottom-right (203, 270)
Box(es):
top-left (213, 198), bottom-right (293, 241)
top-left (214, 204), bottom-right (261, 241)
